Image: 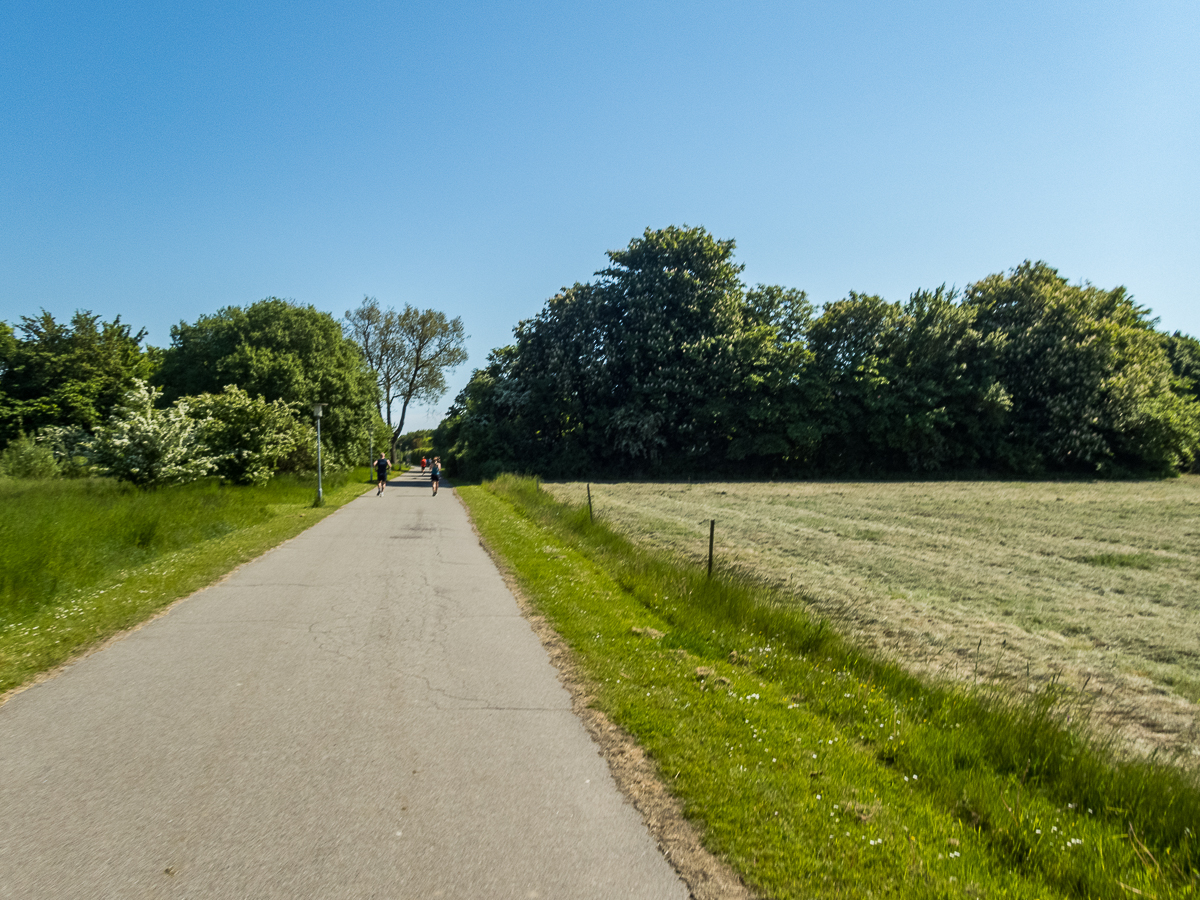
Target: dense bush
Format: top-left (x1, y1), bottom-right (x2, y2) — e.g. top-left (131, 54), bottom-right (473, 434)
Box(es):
top-left (437, 228), bottom-right (1200, 479)
top-left (88, 381), bottom-right (216, 486)
top-left (1, 382), bottom-right (326, 488)
top-left (0, 433), bottom-right (60, 479)
top-left (35, 424), bottom-right (97, 477)
top-left (187, 385), bottom-right (310, 485)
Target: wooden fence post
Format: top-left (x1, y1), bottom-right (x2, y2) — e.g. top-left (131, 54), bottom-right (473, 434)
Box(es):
top-left (587, 484), bottom-right (594, 523)
top-left (708, 519), bottom-right (715, 577)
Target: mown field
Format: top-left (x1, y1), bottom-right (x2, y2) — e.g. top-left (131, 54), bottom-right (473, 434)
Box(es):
top-left (543, 478), bottom-right (1200, 763)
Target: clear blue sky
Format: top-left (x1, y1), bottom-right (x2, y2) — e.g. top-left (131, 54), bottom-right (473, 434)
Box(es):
top-left (2, 1), bottom-right (1197, 430)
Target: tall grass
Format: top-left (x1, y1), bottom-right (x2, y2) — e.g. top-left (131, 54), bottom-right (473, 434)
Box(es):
top-left (0, 473), bottom-right (359, 625)
top-left (478, 474), bottom-right (1199, 898)
top-left (0, 471), bottom-right (370, 694)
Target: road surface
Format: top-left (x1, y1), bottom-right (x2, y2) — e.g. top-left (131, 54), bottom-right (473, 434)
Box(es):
top-left (0, 467), bottom-right (687, 899)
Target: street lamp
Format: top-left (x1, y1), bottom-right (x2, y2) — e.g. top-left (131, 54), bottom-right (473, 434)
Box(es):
top-left (312, 403), bottom-right (327, 505)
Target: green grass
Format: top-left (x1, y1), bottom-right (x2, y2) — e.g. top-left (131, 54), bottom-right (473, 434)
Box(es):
top-left (541, 478), bottom-right (1200, 744)
top-left (0, 470), bottom-right (373, 694)
top-left (461, 475), bottom-right (1199, 899)
top-left (1078, 553), bottom-right (1157, 570)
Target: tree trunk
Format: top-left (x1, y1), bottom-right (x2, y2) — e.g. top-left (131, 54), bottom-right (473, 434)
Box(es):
top-left (390, 394), bottom-right (412, 466)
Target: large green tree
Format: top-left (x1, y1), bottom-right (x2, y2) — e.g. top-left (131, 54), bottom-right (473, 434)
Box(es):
top-left (0, 311), bottom-right (158, 448)
top-left (569, 227), bottom-right (759, 466)
top-left (440, 232), bottom-right (1199, 479)
top-left (585, 225), bottom-right (750, 463)
top-left (156, 298), bottom-right (379, 468)
top-left (806, 292), bottom-right (903, 472)
top-left (721, 284), bottom-right (823, 466)
top-left (440, 226), bottom-right (807, 476)
top-left (806, 288), bottom-right (1010, 473)
top-left (344, 297), bottom-right (468, 462)
top-left (965, 262), bottom-right (1199, 474)
top-left (1165, 331), bottom-right (1200, 405)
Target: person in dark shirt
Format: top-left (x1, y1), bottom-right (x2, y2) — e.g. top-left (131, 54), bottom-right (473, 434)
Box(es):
top-left (375, 453), bottom-right (391, 496)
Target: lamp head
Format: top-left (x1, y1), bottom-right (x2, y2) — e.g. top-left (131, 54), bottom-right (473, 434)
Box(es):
top-left (312, 402), bottom-right (327, 419)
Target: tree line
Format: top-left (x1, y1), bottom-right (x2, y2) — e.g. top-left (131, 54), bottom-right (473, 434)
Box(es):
top-left (435, 226), bottom-right (1200, 479)
top-left (0, 297), bottom-right (466, 485)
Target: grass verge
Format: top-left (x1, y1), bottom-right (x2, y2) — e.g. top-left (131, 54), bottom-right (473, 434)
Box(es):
top-left (460, 474), bottom-right (1199, 899)
top-left (539, 477), bottom-right (1200, 738)
top-left (0, 469), bottom-right (373, 696)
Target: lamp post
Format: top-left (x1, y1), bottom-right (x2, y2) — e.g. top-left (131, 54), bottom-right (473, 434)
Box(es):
top-left (312, 403), bottom-right (327, 505)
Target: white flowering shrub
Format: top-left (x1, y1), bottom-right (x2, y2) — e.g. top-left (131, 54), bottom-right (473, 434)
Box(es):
top-left (186, 385), bottom-right (307, 485)
top-left (89, 380), bottom-right (216, 486)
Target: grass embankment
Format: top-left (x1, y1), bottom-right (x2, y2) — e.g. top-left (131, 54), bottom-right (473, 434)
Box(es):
top-left (543, 479), bottom-right (1200, 758)
top-left (461, 475), bottom-right (1199, 899)
top-left (0, 470), bottom-right (373, 695)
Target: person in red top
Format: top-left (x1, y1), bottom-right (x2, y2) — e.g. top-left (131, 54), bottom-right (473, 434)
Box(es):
top-left (421, 456), bottom-right (427, 474)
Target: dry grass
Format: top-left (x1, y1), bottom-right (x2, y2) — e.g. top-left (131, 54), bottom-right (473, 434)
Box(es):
top-left (544, 477), bottom-right (1200, 763)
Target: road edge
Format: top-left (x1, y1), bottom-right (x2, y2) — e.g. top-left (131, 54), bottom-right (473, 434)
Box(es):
top-left (452, 487), bottom-right (755, 900)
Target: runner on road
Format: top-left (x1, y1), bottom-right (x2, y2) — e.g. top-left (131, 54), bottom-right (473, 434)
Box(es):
top-left (421, 456), bottom-right (427, 474)
top-left (430, 457), bottom-right (440, 497)
top-left (375, 453), bottom-right (391, 496)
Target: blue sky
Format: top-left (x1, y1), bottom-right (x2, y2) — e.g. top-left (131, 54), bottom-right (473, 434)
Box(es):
top-left (2, 1), bottom-right (1197, 430)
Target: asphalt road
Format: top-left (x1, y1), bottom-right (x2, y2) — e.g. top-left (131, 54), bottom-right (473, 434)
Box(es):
top-left (0, 468), bottom-right (687, 899)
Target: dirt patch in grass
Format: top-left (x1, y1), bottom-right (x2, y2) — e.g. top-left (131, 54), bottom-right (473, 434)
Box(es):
top-left (544, 477), bottom-right (1200, 763)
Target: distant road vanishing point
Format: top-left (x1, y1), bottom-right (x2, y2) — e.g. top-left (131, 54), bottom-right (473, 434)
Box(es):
top-left (0, 466), bottom-right (686, 899)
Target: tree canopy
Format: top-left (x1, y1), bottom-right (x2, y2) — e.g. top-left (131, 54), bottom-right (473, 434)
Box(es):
top-left (344, 297), bottom-right (467, 461)
top-left (0, 310), bottom-right (158, 447)
top-left (155, 298), bottom-right (379, 466)
top-left (964, 262), bottom-right (1196, 474)
top-left (5, 239), bottom-right (1195, 483)
top-left (436, 228), bottom-right (1200, 479)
